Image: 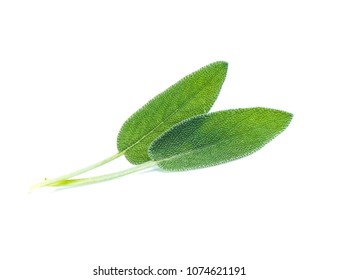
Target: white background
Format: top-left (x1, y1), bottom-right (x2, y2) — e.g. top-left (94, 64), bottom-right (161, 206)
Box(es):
top-left (1, 1), bottom-right (338, 279)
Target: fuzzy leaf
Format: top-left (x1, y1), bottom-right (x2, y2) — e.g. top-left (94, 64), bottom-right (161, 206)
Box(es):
top-left (117, 61), bottom-right (228, 164)
top-left (148, 108), bottom-right (293, 171)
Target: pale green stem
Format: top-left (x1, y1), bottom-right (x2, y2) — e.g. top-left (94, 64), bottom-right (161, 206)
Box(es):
top-left (30, 151), bottom-right (124, 192)
top-left (49, 161), bottom-right (157, 187)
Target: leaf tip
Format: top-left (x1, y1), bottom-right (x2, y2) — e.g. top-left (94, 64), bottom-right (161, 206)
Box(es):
top-left (214, 60), bottom-right (228, 72)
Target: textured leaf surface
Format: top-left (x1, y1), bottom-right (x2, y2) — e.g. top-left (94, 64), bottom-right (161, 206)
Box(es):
top-left (117, 61), bottom-right (228, 164)
top-left (148, 108), bottom-right (293, 171)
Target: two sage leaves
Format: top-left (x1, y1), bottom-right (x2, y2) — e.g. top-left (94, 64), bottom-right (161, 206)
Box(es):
top-left (31, 61), bottom-right (292, 190)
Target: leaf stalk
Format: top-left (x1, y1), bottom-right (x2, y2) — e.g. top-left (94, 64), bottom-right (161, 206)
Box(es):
top-left (49, 161), bottom-right (157, 187)
top-left (30, 151), bottom-right (124, 192)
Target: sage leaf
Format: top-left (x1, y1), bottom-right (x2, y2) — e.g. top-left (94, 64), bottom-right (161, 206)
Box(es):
top-left (30, 61), bottom-right (227, 191)
top-left (117, 61), bottom-right (228, 164)
top-left (51, 107), bottom-right (292, 187)
top-left (148, 107), bottom-right (293, 171)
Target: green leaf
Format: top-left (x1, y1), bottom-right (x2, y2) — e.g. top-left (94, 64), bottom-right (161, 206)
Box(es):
top-left (117, 61), bottom-right (228, 164)
top-left (30, 61), bottom-right (227, 191)
top-left (148, 107), bottom-right (293, 171)
top-left (48, 107), bottom-right (292, 188)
